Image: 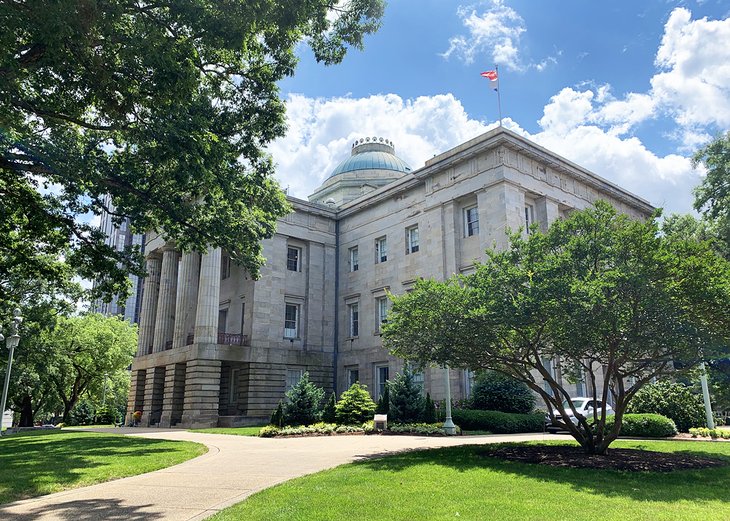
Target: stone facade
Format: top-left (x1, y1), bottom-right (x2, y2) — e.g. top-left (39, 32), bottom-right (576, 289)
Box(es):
top-left (126, 128), bottom-right (653, 427)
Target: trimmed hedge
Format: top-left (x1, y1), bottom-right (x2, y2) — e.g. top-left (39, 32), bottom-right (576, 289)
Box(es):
top-left (604, 413), bottom-right (677, 438)
top-left (452, 409), bottom-right (544, 433)
top-left (388, 423), bottom-right (461, 436)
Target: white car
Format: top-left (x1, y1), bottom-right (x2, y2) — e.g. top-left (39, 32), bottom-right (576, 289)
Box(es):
top-left (545, 397), bottom-right (614, 432)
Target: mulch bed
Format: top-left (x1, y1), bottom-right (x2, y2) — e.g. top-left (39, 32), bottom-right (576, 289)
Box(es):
top-left (479, 445), bottom-right (729, 472)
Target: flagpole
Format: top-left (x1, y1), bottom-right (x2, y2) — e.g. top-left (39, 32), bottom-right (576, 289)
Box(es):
top-left (496, 65), bottom-right (503, 127)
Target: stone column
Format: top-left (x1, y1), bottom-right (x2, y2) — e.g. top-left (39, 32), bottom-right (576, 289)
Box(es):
top-left (180, 359), bottom-right (222, 428)
top-left (194, 247), bottom-right (222, 345)
top-left (159, 363), bottom-right (187, 427)
top-left (535, 196), bottom-right (560, 232)
top-left (173, 252), bottom-right (201, 347)
top-left (137, 253), bottom-right (162, 356)
top-left (153, 245), bottom-right (179, 352)
top-left (141, 366), bottom-right (166, 426)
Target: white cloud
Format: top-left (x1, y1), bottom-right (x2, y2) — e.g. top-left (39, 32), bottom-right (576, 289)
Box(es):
top-left (268, 93), bottom-right (490, 199)
top-left (651, 8), bottom-right (730, 131)
top-left (441, 1), bottom-right (556, 72)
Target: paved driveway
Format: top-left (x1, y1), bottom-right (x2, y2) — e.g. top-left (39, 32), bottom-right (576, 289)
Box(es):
top-left (0, 429), bottom-right (562, 520)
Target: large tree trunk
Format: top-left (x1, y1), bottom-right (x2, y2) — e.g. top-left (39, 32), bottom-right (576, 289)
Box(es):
top-left (19, 395), bottom-right (34, 427)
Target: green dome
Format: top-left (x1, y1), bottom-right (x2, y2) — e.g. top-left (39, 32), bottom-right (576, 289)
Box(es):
top-left (328, 138), bottom-right (411, 179)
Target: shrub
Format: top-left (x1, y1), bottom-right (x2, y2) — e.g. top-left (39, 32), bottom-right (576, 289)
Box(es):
top-left (283, 372), bottom-right (325, 426)
top-left (423, 393), bottom-right (437, 423)
top-left (322, 393), bottom-right (337, 423)
top-left (470, 371), bottom-right (535, 414)
top-left (388, 423), bottom-right (462, 436)
top-left (336, 382), bottom-right (377, 425)
top-left (627, 380), bottom-right (706, 432)
top-left (690, 427), bottom-right (730, 439)
top-left (604, 413), bottom-right (677, 437)
top-left (270, 400), bottom-right (284, 427)
top-left (259, 422), bottom-right (363, 437)
top-left (452, 409), bottom-right (544, 433)
top-left (388, 368), bottom-right (425, 423)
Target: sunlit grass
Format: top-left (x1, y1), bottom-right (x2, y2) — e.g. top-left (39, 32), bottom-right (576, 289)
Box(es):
top-left (0, 430), bottom-right (206, 504)
top-left (211, 440), bottom-right (730, 521)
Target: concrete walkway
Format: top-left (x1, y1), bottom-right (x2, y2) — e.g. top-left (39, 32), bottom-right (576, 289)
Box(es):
top-left (0, 429), bottom-right (563, 521)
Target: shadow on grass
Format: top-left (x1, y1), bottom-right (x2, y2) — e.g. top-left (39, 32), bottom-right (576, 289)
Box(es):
top-left (0, 498), bottom-right (164, 520)
top-left (0, 430), bottom-right (193, 504)
top-left (351, 440), bottom-right (730, 504)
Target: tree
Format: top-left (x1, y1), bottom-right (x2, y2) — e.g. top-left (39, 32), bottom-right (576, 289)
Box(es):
top-left (322, 392), bottom-right (337, 424)
top-left (387, 368), bottom-right (424, 423)
top-left (382, 201), bottom-right (730, 454)
top-left (694, 132), bottom-right (730, 257)
top-left (335, 382), bottom-right (376, 425)
top-left (1, 0), bottom-right (384, 300)
top-left (283, 372), bottom-right (324, 426)
top-left (40, 314), bottom-right (137, 422)
top-left (375, 383), bottom-right (389, 414)
top-left (423, 393), bottom-right (437, 423)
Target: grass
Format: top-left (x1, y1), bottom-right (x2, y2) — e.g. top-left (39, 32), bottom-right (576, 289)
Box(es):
top-left (190, 425), bottom-right (265, 436)
top-left (210, 440), bottom-right (730, 521)
top-left (0, 430), bottom-right (206, 504)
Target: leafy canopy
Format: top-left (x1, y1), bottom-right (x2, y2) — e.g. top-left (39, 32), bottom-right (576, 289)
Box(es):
top-left (0, 0), bottom-right (384, 300)
top-left (383, 201), bottom-right (730, 454)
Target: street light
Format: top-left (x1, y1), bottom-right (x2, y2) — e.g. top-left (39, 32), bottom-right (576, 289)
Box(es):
top-left (442, 365), bottom-right (456, 435)
top-left (0, 308), bottom-right (23, 436)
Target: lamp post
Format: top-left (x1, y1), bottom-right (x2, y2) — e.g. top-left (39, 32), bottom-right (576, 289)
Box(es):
top-left (699, 361), bottom-right (715, 429)
top-left (0, 308), bottom-right (23, 436)
top-left (442, 365), bottom-right (456, 435)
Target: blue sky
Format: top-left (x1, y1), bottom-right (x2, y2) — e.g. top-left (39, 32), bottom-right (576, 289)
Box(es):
top-left (269, 0), bottom-right (730, 216)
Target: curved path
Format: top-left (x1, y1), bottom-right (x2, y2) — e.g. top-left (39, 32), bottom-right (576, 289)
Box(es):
top-left (1, 429), bottom-right (562, 521)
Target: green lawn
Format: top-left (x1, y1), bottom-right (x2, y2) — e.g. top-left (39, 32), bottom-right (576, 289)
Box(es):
top-left (0, 430), bottom-right (206, 504)
top-left (210, 440), bottom-right (730, 521)
top-left (190, 426), bottom-right (265, 436)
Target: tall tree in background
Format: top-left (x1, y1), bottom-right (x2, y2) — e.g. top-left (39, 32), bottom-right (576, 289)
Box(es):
top-left (383, 202), bottom-right (730, 454)
top-left (0, 0), bottom-right (384, 301)
top-left (41, 313), bottom-right (137, 422)
top-left (694, 131), bottom-right (730, 258)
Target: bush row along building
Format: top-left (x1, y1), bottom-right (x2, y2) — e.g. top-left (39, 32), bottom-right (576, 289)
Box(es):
top-left (123, 127), bottom-right (653, 428)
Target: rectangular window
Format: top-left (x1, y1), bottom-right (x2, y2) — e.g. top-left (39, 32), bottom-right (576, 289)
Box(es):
top-left (376, 296), bottom-right (388, 331)
top-left (412, 371), bottom-right (425, 389)
top-left (375, 364), bottom-right (390, 399)
top-left (220, 253), bottom-right (231, 279)
top-left (525, 204), bottom-right (534, 234)
top-left (218, 309), bottom-right (228, 334)
top-left (348, 302), bottom-right (359, 337)
top-left (346, 367), bottom-right (360, 388)
top-left (286, 368), bottom-right (304, 391)
top-left (541, 356), bottom-right (556, 395)
top-left (284, 304), bottom-right (299, 338)
top-left (287, 246), bottom-right (301, 272)
top-left (406, 225), bottom-right (419, 254)
top-left (464, 206), bottom-right (479, 237)
top-left (349, 246), bottom-right (359, 272)
top-left (375, 236), bottom-right (387, 263)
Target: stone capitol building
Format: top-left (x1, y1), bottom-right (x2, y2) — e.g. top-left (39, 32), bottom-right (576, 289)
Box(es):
top-left (125, 127), bottom-right (653, 428)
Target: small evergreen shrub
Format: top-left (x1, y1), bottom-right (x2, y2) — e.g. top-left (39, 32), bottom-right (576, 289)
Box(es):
top-left (283, 372), bottom-right (325, 426)
top-left (470, 371), bottom-right (535, 414)
top-left (322, 393), bottom-right (337, 423)
top-left (388, 368), bottom-right (425, 423)
top-left (604, 413), bottom-right (677, 437)
top-left (627, 380), bottom-right (706, 432)
top-left (423, 393), bottom-right (437, 423)
top-left (270, 400), bottom-right (284, 427)
top-left (452, 409), bottom-right (544, 433)
top-left (375, 384), bottom-right (390, 414)
top-left (335, 382), bottom-right (377, 425)
top-left (94, 405), bottom-right (117, 424)
top-left (67, 399), bottom-right (95, 426)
